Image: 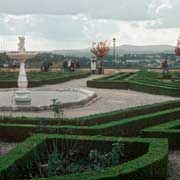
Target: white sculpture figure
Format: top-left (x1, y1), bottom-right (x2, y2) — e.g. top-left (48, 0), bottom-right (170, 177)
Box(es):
top-left (17, 37), bottom-right (28, 90)
top-left (18, 36), bottom-right (26, 53)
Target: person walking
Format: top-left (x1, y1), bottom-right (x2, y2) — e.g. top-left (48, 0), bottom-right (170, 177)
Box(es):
top-left (91, 58), bottom-right (96, 74)
top-left (12, 60), bottom-right (16, 71)
top-left (68, 60), bottom-right (71, 72)
top-left (97, 60), bottom-right (103, 74)
top-left (70, 60), bottom-right (75, 72)
top-left (161, 59), bottom-right (169, 74)
top-left (75, 60), bottom-right (80, 72)
top-left (63, 60), bottom-right (68, 72)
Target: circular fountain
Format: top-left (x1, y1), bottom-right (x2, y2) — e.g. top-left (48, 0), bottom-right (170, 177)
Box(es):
top-left (6, 37), bottom-right (36, 104)
top-left (0, 88), bottom-right (97, 111)
top-left (1, 37), bottom-right (96, 111)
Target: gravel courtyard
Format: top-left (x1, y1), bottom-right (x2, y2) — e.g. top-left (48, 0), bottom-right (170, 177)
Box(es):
top-left (0, 75), bottom-right (178, 118)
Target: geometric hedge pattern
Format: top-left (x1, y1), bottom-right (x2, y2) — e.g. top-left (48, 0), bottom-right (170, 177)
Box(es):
top-left (87, 70), bottom-right (180, 97)
top-left (1, 100), bottom-right (180, 179)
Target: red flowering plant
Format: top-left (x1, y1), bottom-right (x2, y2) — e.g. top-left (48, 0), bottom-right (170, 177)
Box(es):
top-left (175, 36), bottom-right (180, 56)
top-left (91, 41), bottom-right (110, 58)
top-left (91, 41), bottom-right (110, 73)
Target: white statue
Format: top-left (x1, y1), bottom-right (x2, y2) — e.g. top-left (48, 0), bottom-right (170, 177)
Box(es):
top-left (18, 36), bottom-right (26, 53)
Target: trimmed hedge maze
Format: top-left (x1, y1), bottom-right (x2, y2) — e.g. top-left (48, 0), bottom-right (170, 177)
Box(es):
top-left (0, 134), bottom-right (168, 180)
top-left (0, 71), bottom-right (90, 88)
top-left (2, 100), bottom-right (180, 179)
top-left (87, 70), bottom-right (180, 97)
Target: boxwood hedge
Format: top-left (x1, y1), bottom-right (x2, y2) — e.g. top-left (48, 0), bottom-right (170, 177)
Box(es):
top-left (0, 134), bottom-right (168, 180)
top-left (87, 71), bottom-right (180, 97)
top-left (141, 119), bottom-right (180, 148)
top-left (0, 71), bottom-right (90, 88)
top-left (1, 101), bottom-right (180, 142)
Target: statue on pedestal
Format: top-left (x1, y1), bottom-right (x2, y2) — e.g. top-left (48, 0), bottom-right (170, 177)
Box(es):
top-left (18, 36), bottom-right (26, 53)
top-left (6, 36), bottom-right (37, 104)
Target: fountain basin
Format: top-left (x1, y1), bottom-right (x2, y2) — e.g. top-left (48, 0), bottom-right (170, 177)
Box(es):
top-left (6, 52), bottom-right (37, 60)
top-left (0, 88), bottom-right (97, 111)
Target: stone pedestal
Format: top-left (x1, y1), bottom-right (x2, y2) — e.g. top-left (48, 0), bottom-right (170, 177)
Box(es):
top-left (15, 61), bottom-right (31, 104)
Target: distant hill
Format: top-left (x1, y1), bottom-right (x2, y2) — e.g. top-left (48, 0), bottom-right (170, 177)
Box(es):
top-left (53, 49), bottom-right (91, 57)
top-left (53, 44), bottom-right (175, 57)
top-left (116, 45), bottom-right (175, 54)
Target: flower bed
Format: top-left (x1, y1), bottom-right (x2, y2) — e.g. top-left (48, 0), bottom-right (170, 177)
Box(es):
top-left (0, 134), bottom-right (168, 180)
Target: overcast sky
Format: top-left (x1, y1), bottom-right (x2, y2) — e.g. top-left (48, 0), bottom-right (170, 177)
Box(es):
top-left (0, 0), bottom-right (180, 50)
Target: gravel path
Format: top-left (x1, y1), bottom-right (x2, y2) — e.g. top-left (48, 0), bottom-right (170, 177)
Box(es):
top-left (168, 151), bottom-right (180, 180)
top-left (0, 75), bottom-right (177, 118)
